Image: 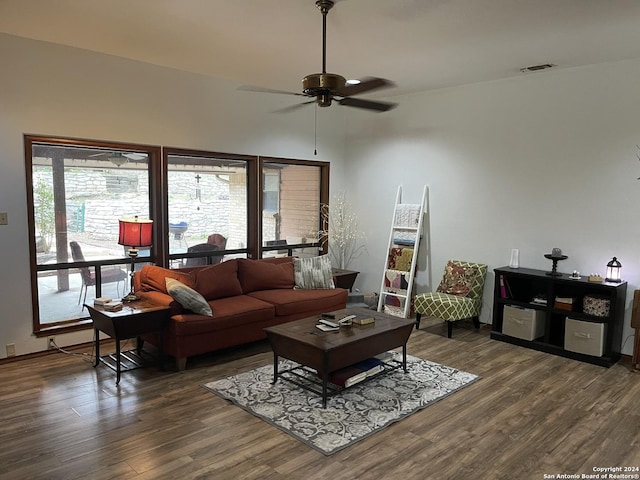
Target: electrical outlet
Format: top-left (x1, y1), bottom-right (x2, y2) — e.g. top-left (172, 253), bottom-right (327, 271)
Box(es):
top-left (0, 212), bottom-right (7, 225)
top-left (48, 337), bottom-right (55, 349)
top-left (6, 344), bottom-right (15, 357)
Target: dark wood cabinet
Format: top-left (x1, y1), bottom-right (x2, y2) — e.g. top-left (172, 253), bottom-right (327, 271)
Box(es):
top-left (491, 266), bottom-right (627, 367)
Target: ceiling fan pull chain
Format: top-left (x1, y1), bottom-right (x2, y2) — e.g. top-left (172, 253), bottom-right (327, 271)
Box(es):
top-left (314, 104), bottom-right (318, 156)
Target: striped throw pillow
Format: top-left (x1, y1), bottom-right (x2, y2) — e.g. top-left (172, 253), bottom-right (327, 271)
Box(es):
top-left (294, 255), bottom-right (335, 289)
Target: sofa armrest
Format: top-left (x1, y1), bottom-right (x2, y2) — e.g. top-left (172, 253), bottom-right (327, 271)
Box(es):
top-left (136, 290), bottom-right (183, 315)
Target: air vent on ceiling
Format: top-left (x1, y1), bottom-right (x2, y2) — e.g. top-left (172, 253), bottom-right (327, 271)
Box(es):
top-left (520, 63), bottom-right (556, 73)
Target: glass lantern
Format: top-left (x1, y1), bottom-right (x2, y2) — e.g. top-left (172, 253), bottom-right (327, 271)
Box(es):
top-left (605, 257), bottom-right (622, 283)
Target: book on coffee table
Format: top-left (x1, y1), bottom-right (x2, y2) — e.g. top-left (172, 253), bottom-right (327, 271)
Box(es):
top-left (352, 314), bottom-right (375, 325)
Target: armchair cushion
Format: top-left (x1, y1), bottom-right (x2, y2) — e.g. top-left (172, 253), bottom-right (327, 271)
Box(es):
top-left (436, 260), bottom-right (478, 297)
top-left (414, 292), bottom-right (482, 321)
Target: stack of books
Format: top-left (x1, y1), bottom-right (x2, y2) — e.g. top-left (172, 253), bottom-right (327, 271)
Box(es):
top-left (531, 294), bottom-right (547, 306)
top-left (102, 300), bottom-right (124, 312)
top-left (94, 297), bottom-right (112, 306)
top-left (554, 296), bottom-right (575, 311)
top-left (324, 357), bottom-right (385, 388)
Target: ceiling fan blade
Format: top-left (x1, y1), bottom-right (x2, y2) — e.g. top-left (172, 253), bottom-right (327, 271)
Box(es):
top-left (335, 77), bottom-right (395, 97)
top-left (338, 97), bottom-right (397, 112)
top-left (238, 85), bottom-right (307, 97)
top-left (272, 100), bottom-right (316, 114)
top-left (123, 153), bottom-right (148, 160)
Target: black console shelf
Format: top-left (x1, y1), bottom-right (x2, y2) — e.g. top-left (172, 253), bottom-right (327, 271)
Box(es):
top-left (491, 266), bottom-right (627, 367)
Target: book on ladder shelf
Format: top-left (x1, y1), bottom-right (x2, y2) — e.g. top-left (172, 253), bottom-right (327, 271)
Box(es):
top-left (377, 185), bottom-right (428, 318)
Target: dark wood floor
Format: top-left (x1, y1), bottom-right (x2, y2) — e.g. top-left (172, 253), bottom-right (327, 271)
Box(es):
top-left (2, 320), bottom-right (640, 480)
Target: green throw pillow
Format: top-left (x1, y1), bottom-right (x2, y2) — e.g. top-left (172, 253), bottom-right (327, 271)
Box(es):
top-left (165, 278), bottom-right (212, 316)
top-left (294, 255), bottom-right (335, 289)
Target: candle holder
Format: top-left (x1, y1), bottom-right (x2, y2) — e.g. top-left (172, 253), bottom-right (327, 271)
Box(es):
top-left (544, 253), bottom-right (568, 276)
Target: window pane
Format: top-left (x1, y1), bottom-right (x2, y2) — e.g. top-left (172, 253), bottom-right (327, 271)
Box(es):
top-left (167, 153), bottom-right (248, 264)
top-left (262, 162), bottom-right (320, 257)
top-left (30, 142), bottom-right (151, 326)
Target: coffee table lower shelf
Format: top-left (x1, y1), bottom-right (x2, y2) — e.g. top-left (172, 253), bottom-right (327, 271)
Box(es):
top-left (275, 358), bottom-right (406, 404)
top-left (271, 350), bottom-right (408, 408)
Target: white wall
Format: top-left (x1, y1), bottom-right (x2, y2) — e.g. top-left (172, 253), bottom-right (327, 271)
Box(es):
top-left (3, 31), bottom-right (640, 358)
top-left (345, 58), bottom-right (640, 354)
top-left (0, 33), bottom-right (347, 357)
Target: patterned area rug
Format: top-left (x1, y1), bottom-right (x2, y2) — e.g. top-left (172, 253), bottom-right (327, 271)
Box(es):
top-left (202, 354), bottom-right (479, 455)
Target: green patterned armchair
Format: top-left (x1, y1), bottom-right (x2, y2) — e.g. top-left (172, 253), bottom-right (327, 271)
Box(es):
top-left (414, 260), bottom-right (488, 338)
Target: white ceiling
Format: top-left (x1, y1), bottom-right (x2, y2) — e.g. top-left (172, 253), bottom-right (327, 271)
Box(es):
top-left (1, 0), bottom-right (640, 99)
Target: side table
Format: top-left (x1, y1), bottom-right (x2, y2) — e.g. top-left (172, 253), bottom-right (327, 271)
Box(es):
top-left (85, 300), bottom-right (170, 385)
top-left (332, 268), bottom-right (359, 292)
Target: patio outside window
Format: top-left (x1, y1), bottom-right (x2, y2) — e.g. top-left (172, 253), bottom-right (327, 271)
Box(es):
top-left (27, 137), bottom-right (157, 333)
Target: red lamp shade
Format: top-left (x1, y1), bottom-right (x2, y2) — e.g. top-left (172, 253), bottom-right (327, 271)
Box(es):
top-left (118, 216), bottom-right (153, 247)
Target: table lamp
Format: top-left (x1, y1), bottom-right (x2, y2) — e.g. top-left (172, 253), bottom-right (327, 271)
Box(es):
top-left (118, 216), bottom-right (153, 301)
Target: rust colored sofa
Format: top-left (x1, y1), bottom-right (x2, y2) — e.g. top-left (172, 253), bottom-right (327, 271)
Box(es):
top-left (133, 256), bottom-right (348, 370)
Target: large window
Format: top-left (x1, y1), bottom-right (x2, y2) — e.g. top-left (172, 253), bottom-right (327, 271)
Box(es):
top-left (25, 137), bottom-right (329, 336)
top-left (26, 136), bottom-right (160, 334)
top-left (261, 158), bottom-right (328, 258)
top-left (165, 149), bottom-right (252, 266)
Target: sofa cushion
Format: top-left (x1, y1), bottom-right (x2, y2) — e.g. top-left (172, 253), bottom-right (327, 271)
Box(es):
top-left (238, 258), bottom-right (295, 293)
top-left (138, 265), bottom-right (196, 294)
top-left (248, 288), bottom-right (347, 317)
top-left (165, 278), bottom-right (212, 316)
top-left (193, 259), bottom-right (243, 300)
top-left (294, 255), bottom-right (335, 289)
top-left (168, 295), bottom-right (275, 336)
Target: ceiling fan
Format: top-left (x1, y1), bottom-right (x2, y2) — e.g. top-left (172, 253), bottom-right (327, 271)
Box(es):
top-left (240, 0), bottom-right (397, 113)
top-left (87, 151), bottom-right (148, 167)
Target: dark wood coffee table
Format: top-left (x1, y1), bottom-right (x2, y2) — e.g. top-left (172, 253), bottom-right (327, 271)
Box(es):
top-left (264, 308), bottom-right (415, 407)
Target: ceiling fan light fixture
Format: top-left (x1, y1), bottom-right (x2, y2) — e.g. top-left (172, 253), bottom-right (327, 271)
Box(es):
top-left (108, 153), bottom-right (128, 167)
top-left (316, 93), bottom-right (333, 108)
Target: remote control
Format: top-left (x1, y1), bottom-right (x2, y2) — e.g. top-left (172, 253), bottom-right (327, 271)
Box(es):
top-left (316, 324), bottom-right (339, 332)
top-left (340, 314), bottom-right (356, 322)
top-left (319, 319), bottom-right (339, 328)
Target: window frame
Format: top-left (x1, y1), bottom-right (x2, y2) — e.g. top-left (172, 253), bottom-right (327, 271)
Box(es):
top-left (162, 147), bottom-right (256, 265)
top-left (24, 137), bottom-right (330, 337)
top-left (258, 156), bottom-right (329, 258)
top-left (25, 134), bottom-right (162, 336)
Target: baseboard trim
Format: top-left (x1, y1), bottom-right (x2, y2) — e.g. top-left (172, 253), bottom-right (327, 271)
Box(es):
top-left (0, 338), bottom-right (114, 365)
